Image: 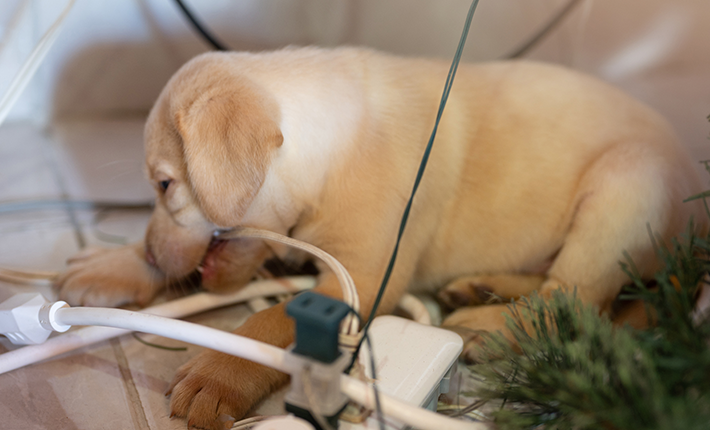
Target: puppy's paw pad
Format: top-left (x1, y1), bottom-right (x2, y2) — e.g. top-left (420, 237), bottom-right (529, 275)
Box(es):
top-left (167, 351), bottom-right (265, 430)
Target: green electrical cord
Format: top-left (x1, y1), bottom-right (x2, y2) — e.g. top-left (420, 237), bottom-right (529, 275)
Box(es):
top-left (355, 0), bottom-right (481, 356)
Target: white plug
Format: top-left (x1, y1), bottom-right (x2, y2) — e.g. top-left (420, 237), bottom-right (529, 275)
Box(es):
top-left (0, 293), bottom-right (70, 345)
top-left (285, 348), bottom-right (351, 418)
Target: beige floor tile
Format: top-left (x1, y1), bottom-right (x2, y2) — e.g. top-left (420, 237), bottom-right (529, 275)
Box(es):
top-left (0, 123), bottom-right (63, 201)
top-left (50, 118), bottom-right (154, 202)
top-left (76, 208), bottom-right (152, 248)
top-left (0, 340), bottom-right (140, 430)
top-left (0, 120), bottom-right (146, 428)
top-left (0, 211), bottom-right (80, 276)
top-left (118, 302), bottom-right (287, 429)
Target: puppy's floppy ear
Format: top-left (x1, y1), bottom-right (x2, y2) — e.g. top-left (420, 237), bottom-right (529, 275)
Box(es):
top-left (176, 85), bottom-right (283, 227)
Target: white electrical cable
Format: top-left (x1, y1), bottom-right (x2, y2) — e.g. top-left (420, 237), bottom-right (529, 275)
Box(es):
top-left (231, 416), bottom-right (270, 430)
top-left (1, 230), bottom-right (443, 427)
top-left (397, 294), bottom-right (431, 325)
top-left (38, 301), bottom-right (477, 430)
top-left (0, 277), bottom-right (315, 374)
top-left (0, 264), bottom-right (431, 373)
top-left (51, 306), bottom-right (293, 373)
top-left (340, 376), bottom-right (485, 430)
top-left (0, 0), bottom-right (76, 127)
top-left (0, 267), bottom-right (58, 286)
top-left (219, 227), bottom-right (360, 336)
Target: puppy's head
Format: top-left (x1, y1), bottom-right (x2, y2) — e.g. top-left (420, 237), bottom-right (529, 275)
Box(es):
top-left (143, 53), bottom-right (282, 286)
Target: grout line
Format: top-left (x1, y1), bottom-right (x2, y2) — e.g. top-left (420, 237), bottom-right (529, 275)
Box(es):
top-left (64, 201), bottom-right (86, 248)
top-left (40, 126), bottom-right (87, 248)
top-left (110, 338), bottom-right (153, 430)
top-left (41, 125), bottom-right (150, 427)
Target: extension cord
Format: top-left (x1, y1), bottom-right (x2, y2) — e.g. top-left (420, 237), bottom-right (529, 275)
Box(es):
top-left (0, 293), bottom-right (469, 430)
top-left (253, 315), bottom-right (464, 430)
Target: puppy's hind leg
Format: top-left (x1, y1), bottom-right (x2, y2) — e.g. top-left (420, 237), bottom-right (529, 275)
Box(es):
top-left (442, 141), bottom-right (705, 362)
top-left (541, 141), bottom-right (705, 312)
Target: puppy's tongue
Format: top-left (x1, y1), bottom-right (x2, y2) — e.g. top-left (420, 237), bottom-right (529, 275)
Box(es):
top-left (199, 238), bottom-right (228, 281)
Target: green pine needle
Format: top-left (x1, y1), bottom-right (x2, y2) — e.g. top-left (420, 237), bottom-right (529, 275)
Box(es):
top-left (470, 219), bottom-right (710, 430)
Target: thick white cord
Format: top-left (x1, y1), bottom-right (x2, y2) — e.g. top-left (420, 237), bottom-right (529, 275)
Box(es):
top-left (0, 277), bottom-right (315, 374)
top-left (0, 0), bottom-right (76, 127)
top-left (0, 267), bottom-right (58, 286)
top-left (219, 227), bottom-right (360, 336)
top-left (44, 302), bottom-right (477, 430)
top-left (398, 293), bottom-right (431, 325)
top-left (340, 376), bottom-right (485, 430)
top-left (52, 306), bottom-right (292, 374)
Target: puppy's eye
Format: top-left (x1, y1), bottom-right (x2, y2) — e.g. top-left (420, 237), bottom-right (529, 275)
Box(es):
top-left (159, 180), bottom-right (172, 192)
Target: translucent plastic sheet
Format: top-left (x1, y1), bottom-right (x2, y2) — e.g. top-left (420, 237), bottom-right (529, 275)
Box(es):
top-left (1, 1), bottom-right (707, 159)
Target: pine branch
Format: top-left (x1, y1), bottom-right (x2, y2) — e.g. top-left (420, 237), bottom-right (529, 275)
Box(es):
top-left (471, 221), bottom-right (710, 430)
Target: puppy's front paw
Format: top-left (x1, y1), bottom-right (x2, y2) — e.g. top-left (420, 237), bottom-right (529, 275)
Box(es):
top-left (54, 244), bottom-right (165, 307)
top-left (443, 326), bottom-right (489, 364)
top-left (167, 349), bottom-right (288, 430)
top-left (442, 304), bottom-right (514, 364)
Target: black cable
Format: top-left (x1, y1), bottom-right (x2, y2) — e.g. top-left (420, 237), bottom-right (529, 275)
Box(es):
top-left (173, 0), bottom-right (228, 51)
top-left (352, 0), bottom-right (481, 361)
top-left (504, 0), bottom-right (585, 59)
top-left (364, 332), bottom-right (385, 430)
top-left (341, 309), bottom-right (384, 430)
top-left (349, 0), bottom-right (582, 362)
top-left (172, 0), bottom-right (579, 58)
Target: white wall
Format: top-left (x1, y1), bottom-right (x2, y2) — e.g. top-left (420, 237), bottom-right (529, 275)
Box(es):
top-left (1, 0), bottom-right (709, 156)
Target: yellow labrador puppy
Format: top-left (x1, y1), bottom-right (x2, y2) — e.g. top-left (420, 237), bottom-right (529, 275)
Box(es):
top-left (55, 47), bottom-right (705, 429)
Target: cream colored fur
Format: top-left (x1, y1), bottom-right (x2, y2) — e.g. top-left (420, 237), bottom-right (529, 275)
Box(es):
top-left (55, 47), bottom-right (706, 429)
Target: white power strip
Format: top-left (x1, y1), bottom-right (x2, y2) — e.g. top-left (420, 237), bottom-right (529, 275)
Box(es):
top-left (343, 315), bottom-right (463, 430)
top-left (258, 316), bottom-right (464, 430)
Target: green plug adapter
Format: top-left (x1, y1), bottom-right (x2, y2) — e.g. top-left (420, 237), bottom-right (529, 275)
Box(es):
top-left (286, 291), bottom-right (351, 363)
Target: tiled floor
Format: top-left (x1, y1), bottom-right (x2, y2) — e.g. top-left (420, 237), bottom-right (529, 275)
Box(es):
top-left (0, 119), bottom-right (287, 429)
